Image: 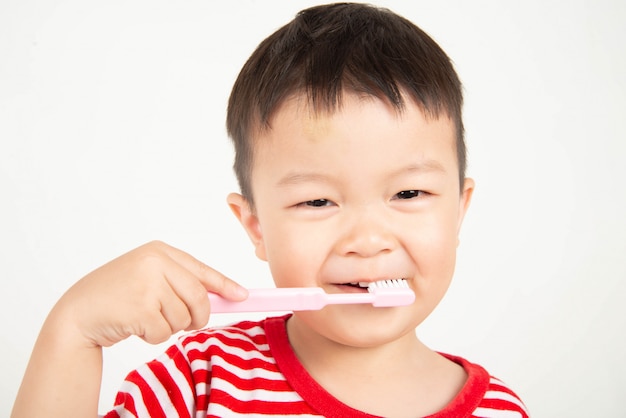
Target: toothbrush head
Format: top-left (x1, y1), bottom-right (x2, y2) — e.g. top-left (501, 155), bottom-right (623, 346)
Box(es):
top-left (367, 279), bottom-right (415, 307)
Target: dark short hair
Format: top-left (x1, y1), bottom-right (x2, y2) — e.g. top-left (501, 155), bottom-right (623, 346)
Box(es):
top-left (227, 2), bottom-right (465, 203)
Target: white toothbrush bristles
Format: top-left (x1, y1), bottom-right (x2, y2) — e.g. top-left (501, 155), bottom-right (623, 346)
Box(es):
top-left (366, 279), bottom-right (414, 307)
top-left (367, 279), bottom-right (409, 292)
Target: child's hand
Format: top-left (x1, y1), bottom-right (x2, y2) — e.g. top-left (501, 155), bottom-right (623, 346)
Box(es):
top-left (12, 241), bottom-right (248, 417)
top-left (56, 240), bottom-right (248, 347)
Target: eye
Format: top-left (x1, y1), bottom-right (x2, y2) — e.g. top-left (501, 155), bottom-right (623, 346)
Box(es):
top-left (394, 190), bottom-right (424, 200)
top-left (298, 198), bottom-right (334, 207)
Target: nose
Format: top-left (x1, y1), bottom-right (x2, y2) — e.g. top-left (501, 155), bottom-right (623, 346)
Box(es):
top-left (334, 206), bottom-right (397, 258)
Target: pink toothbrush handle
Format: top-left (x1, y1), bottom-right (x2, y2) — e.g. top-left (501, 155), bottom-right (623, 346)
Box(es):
top-left (208, 288), bottom-right (328, 313)
top-left (207, 286), bottom-right (414, 313)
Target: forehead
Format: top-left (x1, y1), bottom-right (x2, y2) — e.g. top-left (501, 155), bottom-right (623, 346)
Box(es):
top-left (259, 91), bottom-right (455, 142)
top-left (255, 93), bottom-right (400, 140)
top-left (250, 92), bottom-right (458, 176)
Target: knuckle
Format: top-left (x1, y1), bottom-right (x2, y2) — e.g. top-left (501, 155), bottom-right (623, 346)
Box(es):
top-left (190, 285), bottom-right (210, 306)
top-left (170, 313), bottom-right (192, 334)
top-left (195, 259), bottom-right (216, 279)
top-left (192, 311), bottom-right (211, 330)
top-left (146, 239), bottom-right (167, 249)
top-left (142, 322), bottom-right (172, 344)
top-left (208, 273), bottom-right (229, 293)
top-left (137, 240), bottom-right (168, 260)
top-left (144, 332), bottom-right (169, 345)
top-left (135, 251), bottom-right (166, 272)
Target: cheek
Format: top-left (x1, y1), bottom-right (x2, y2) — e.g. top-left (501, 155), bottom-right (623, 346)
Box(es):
top-left (407, 220), bottom-right (459, 317)
top-left (261, 221), bottom-right (327, 287)
top-left (409, 212), bottom-right (460, 277)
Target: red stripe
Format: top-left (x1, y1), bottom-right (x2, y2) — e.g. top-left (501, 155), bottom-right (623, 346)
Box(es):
top-left (189, 341), bottom-right (277, 374)
top-left (483, 379), bottom-right (528, 416)
top-left (103, 385), bottom-right (139, 417)
top-left (479, 397), bottom-right (528, 417)
top-left (208, 387), bottom-right (314, 415)
top-left (147, 359), bottom-right (191, 418)
top-left (196, 394), bottom-right (209, 414)
top-left (210, 363), bottom-right (296, 392)
top-left (101, 407), bottom-right (121, 418)
top-left (186, 332), bottom-right (272, 362)
top-left (489, 380), bottom-right (524, 401)
top-left (131, 369), bottom-right (167, 418)
top-left (182, 323), bottom-right (269, 348)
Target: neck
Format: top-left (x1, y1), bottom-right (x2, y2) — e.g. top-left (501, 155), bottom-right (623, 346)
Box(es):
top-left (284, 314), bottom-right (467, 416)
top-left (286, 313), bottom-right (428, 379)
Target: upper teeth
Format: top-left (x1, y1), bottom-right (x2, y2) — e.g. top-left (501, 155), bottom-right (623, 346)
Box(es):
top-left (349, 279), bottom-right (405, 288)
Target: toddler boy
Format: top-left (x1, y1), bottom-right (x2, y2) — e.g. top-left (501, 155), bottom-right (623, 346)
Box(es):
top-left (13, 3), bottom-right (528, 417)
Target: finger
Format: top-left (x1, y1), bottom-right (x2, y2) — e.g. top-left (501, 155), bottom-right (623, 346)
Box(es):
top-left (158, 282), bottom-right (194, 333)
top-left (159, 258), bottom-right (213, 330)
top-left (162, 244), bottom-right (248, 301)
top-left (139, 311), bottom-right (177, 344)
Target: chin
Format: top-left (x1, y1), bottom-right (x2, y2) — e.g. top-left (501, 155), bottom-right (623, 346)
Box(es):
top-left (293, 305), bottom-right (422, 348)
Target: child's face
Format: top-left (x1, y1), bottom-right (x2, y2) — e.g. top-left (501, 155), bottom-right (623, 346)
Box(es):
top-left (229, 92), bottom-right (473, 348)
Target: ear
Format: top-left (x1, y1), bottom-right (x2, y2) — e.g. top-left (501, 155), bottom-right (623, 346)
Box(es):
top-left (227, 193), bottom-right (268, 261)
top-left (456, 177), bottom-right (475, 237)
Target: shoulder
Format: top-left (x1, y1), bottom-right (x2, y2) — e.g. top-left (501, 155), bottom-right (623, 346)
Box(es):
top-left (481, 375), bottom-right (530, 417)
top-left (174, 317), bottom-right (273, 361)
top-left (179, 317), bottom-right (270, 346)
top-left (102, 317), bottom-right (288, 417)
top-left (434, 353), bottom-right (530, 418)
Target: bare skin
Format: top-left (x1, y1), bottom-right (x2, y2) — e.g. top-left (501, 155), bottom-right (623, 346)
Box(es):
top-left (287, 316), bottom-right (467, 417)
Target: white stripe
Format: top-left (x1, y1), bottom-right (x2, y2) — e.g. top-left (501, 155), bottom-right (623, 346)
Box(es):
top-left (487, 378), bottom-right (529, 413)
top-left (188, 349), bottom-right (276, 377)
top-left (184, 323), bottom-right (266, 343)
top-left (187, 337), bottom-right (275, 370)
top-left (203, 327), bottom-right (270, 350)
top-left (211, 375), bottom-right (305, 403)
top-left (106, 406), bottom-right (142, 418)
top-left (489, 377), bottom-right (506, 385)
top-left (188, 341), bottom-right (274, 365)
top-left (211, 354), bottom-right (286, 379)
top-left (194, 410), bottom-right (208, 418)
top-left (209, 326), bottom-right (268, 342)
top-left (159, 350), bottom-right (196, 412)
top-left (137, 363), bottom-right (180, 417)
top-left (472, 408), bottom-right (522, 418)
top-left (184, 332), bottom-right (272, 362)
top-left (221, 323), bottom-right (267, 336)
top-left (191, 344), bottom-right (287, 398)
top-left (207, 403), bottom-right (322, 418)
top-left (195, 380), bottom-right (210, 399)
top-left (193, 359), bottom-right (288, 399)
top-left (484, 390), bottom-right (528, 413)
top-left (113, 379), bottom-right (151, 417)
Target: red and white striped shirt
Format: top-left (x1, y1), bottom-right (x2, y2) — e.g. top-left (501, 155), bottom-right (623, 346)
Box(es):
top-left (104, 315), bottom-right (529, 417)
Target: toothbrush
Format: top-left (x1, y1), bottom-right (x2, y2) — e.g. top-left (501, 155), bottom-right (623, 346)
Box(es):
top-left (207, 279), bottom-right (415, 313)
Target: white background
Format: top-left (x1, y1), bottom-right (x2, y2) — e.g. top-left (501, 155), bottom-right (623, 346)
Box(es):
top-left (1, 1), bottom-right (625, 416)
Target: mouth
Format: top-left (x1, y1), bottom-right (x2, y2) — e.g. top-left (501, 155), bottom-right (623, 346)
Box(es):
top-left (334, 279), bottom-right (406, 292)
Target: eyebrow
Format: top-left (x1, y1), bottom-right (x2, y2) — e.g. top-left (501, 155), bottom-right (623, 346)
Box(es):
top-left (277, 172), bottom-right (333, 187)
top-left (398, 160), bottom-right (447, 176)
top-left (276, 160), bottom-right (447, 187)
